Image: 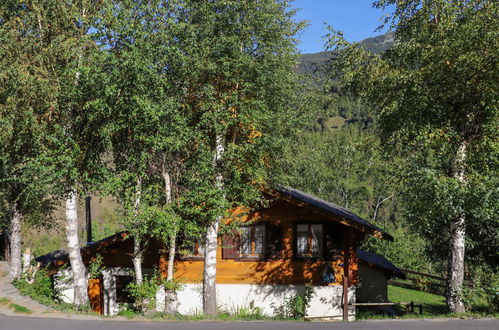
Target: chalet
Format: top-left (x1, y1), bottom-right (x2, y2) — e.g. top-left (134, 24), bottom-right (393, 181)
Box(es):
top-left (37, 186), bottom-right (395, 320)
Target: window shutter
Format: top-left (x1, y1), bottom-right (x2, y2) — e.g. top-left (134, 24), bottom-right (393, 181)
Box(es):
top-left (222, 228), bottom-right (240, 259)
top-left (266, 223), bottom-right (283, 260)
top-left (324, 222), bottom-right (342, 261)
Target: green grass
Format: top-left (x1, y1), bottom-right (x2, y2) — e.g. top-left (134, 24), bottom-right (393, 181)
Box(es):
top-left (389, 285), bottom-right (447, 315)
top-left (9, 303), bottom-right (32, 314)
top-left (0, 297), bottom-right (12, 305)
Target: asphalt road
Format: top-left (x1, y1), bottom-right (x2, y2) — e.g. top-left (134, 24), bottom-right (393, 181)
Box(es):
top-left (0, 315), bottom-right (497, 330)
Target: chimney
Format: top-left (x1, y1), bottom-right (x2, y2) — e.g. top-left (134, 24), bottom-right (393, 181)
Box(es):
top-left (85, 196), bottom-right (92, 244)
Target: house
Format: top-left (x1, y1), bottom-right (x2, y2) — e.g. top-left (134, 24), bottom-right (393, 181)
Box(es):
top-left (356, 249), bottom-right (406, 304)
top-left (37, 186), bottom-right (394, 320)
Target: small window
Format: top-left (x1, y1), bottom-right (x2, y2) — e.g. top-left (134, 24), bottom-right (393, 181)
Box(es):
top-left (115, 275), bottom-right (134, 304)
top-left (296, 223), bottom-right (323, 258)
top-left (183, 239), bottom-right (205, 258)
top-left (240, 224), bottom-right (266, 257)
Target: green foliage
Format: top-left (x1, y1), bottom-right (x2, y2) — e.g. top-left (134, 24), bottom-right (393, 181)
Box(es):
top-left (9, 303), bottom-right (32, 314)
top-left (161, 278), bottom-right (184, 294)
top-left (281, 126), bottom-right (402, 226)
top-left (13, 268), bottom-right (55, 307)
top-left (462, 266), bottom-right (499, 313)
top-left (327, 0), bottom-right (498, 312)
top-left (363, 226), bottom-right (428, 272)
top-left (126, 272), bottom-right (160, 313)
top-left (87, 254), bottom-right (104, 279)
top-left (272, 286), bottom-right (314, 319)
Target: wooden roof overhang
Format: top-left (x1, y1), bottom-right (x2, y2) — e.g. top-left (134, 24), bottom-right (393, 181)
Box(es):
top-left (266, 186), bottom-right (394, 241)
top-left (36, 231), bottom-right (130, 275)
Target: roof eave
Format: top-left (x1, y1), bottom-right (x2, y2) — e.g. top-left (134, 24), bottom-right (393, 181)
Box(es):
top-left (266, 188), bottom-right (394, 241)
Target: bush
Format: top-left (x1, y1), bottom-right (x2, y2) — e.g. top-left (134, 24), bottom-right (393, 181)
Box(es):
top-left (126, 273), bottom-right (159, 313)
top-left (462, 266), bottom-right (499, 313)
top-left (14, 267), bottom-right (55, 306)
top-left (272, 285), bottom-right (314, 319)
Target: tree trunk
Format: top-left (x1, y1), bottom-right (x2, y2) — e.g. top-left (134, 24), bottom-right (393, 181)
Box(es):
top-left (65, 190), bottom-right (89, 305)
top-left (8, 203), bottom-right (22, 282)
top-left (162, 169), bottom-right (179, 313)
top-left (133, 237), bottom-right (143, 285)
top-left (166, 234), bottom-right (176, 281)
top-left (162, 169), bottom-right (176, 281)
top-left (203, 134), bottom-right (225, 316)
top-left (203, 219), bottom-right (220, 316)
top-left (446, 140), bottom-right (467, 314)
top-left (133, 177), bottom-right (143, 285)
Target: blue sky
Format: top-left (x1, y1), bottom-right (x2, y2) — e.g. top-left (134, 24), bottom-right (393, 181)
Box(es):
top-left (291, 0), bottom-right (391, 54)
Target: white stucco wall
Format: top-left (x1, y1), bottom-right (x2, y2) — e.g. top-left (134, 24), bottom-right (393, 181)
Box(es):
top-left (55, 267), bottom-right (356, 320)
top-left (175, 283), bottom-right (355, 320)
top-left (54, 268), bottom-right (77, 304)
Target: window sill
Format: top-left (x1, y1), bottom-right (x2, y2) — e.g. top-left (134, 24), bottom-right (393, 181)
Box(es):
top-left (177, 256), bottom-right (205, 261)
top-left (293, 256), bottom-right (325, 262)
top-left (235, 256), bottom-right (266, 262)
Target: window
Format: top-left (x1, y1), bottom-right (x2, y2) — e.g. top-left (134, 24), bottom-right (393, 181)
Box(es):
top-left (240, 224), bottom-right (265, 257)
top-left (296, 223), bottom-right (323, 258)
top-left (181, 238), bottom-right (205, 260)
top-left (222, 223), bottom-right (282, 260)
top-left (115, 275), bottom-right (134, 304)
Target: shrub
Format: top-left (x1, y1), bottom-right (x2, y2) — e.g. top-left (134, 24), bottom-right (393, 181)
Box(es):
top-left (14, 267), bottom-right (55, 306)
top-left (462, 265), bottom-right (499, 313)
top-left (126, 272), bottom-right (159, 313)
top-left (272, 285), bottom-right (314, 319)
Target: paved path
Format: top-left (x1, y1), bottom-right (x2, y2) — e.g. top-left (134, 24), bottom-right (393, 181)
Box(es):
top-left (0, 314), bottom-right (497, 330)
top-left (0, 261), bottom-right (53, 316)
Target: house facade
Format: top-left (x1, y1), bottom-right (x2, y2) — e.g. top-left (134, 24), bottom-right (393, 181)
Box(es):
top-left (38, 187), bottom-right (394, 320)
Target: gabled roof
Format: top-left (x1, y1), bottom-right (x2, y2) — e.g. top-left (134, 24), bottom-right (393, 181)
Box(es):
top-left (36, 231), bottom-right (129, 267)
top-left (272, 186), bottom-right (393, 241)
top-left (357, 249), bottom-right (406, 279)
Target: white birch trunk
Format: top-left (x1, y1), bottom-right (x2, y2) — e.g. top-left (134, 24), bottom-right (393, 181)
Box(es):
top-left (161, 169), bottom-right (179, 314)
top-left (8, 204), bottom-right (22, 282)
top-left (133, 237), bottom-right (143, 285)
top-left (22, 247), bottom-right (31, 275)
top-left (133, 177), bottom-right (143, 285)
top-left (65, 190), bottom-right (89, 305)
top-left (446, 140), bottom-right (467, 314)
top-left (203, 134), bottom-right (225, 316)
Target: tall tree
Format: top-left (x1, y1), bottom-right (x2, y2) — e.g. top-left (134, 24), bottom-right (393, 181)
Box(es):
top-left (327, 0), bottom-right (498, 313)
top-left (1, 0), bottom-right (107, 305)
top-left (95, 1), bottom-right (192, 305)
top-left (174, 0), bottom-right (304, 315)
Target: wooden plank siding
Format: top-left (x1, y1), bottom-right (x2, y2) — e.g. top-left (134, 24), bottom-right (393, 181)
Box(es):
top-left (46, 197), bottom-right (361, 289)
top-left (173, 200), bottom-right (359, 286)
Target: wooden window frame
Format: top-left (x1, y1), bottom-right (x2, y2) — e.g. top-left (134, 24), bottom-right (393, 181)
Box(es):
top-left (237, 223), bottom-right (266, 261)
top-left (178, 239), bottom-right (205, 261)
top-left (293, 221), bottom-right (326, 261)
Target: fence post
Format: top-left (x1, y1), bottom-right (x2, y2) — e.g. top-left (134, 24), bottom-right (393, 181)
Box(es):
top-left (410, 301), bottom-right (414, 313)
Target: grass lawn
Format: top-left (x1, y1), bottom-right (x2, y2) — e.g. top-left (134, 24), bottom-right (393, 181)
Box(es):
top-left (388, 285), bottom-right (447, 315)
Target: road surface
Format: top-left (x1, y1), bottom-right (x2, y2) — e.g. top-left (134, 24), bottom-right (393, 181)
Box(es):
top-left (1, 314), bottom-right (498, 330)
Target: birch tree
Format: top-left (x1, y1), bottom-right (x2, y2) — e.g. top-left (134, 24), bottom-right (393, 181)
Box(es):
top-left (96, 1), bottom-right (192, 302)
top-left (175, 0), bottom-right (304, 316)
top-left (327, 0), bottom-right (498, 313)
top-left (1, 0), bottom-right (107, 305)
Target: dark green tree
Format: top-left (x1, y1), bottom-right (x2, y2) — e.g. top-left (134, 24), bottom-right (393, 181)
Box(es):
top-left (327, 0), bottom-right (498, 313)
